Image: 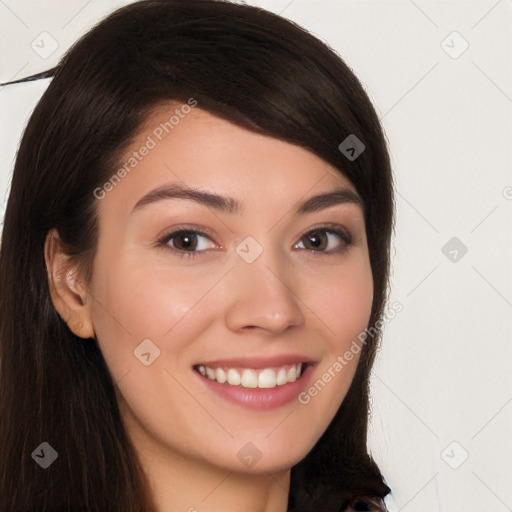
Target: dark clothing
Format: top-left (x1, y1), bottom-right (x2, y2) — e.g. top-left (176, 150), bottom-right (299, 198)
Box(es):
top-left (339, 495), bottom-right (388, 512)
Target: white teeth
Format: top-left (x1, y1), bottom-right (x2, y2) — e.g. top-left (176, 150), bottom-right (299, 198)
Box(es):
top-left (258, 368), bottom-right (277, 388)
top-left (197, 363), bottom-right (305, 389)
top-left (276, 368), bottom-right (288, 386)
top-left (241, 369), bottom-right (258, 388)
top-left (227, 368), bottom-right (241, 385)
top-left (215, 367), bottom-right (227, 384)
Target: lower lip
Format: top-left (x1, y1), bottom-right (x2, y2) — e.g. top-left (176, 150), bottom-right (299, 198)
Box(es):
top-left (195, 365), bottom-right (314, 411)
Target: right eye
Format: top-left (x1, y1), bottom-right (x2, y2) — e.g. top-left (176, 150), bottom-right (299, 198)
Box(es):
top-left (157, 228), bottom-right (218, 258)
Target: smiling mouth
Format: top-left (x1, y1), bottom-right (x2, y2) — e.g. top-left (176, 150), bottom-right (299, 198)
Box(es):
top-left (193, 362), bottom-right (309, 389)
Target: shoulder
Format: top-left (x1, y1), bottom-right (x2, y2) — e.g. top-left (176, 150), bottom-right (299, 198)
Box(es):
top-left (339, 495), bottom-right (388, 512)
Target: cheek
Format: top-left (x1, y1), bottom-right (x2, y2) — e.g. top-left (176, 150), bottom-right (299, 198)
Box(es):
top-left (89, 253), bottom-right (222, 379)
top-left (302, 254), bottom-right (374, 348)
top-left (291, 254), bottom-right (373, 433)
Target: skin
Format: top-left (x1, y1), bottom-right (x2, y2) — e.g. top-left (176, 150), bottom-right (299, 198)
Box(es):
top-left (46, 106), bottom-right (373, 512)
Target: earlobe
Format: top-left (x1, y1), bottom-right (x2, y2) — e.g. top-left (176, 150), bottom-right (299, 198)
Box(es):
top-left (44, 229), bottom-right (95, 340)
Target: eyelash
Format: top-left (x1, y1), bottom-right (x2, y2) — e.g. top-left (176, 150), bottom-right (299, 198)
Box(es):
top-left (155, 223), bottom-right (353, 260)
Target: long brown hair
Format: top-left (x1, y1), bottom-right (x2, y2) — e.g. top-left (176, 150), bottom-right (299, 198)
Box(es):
top-left (0, 1), bottom-right (394, 510)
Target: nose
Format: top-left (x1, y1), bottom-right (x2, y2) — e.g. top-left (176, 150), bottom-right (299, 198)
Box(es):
top-left (223, 250), bottom-right (305, 335)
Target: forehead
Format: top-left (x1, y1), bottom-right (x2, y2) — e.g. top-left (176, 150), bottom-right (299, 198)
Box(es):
top-left (99, 104), bottom-right (357, 218)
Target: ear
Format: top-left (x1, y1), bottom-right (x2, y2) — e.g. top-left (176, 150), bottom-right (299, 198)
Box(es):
top-left (44, 229), bottom-right (95, 339)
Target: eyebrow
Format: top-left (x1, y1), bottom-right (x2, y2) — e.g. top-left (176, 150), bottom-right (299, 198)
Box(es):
top-left (130, 183), bottom-right (364, 216)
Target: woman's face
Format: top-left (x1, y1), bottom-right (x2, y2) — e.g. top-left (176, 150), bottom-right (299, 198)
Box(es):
top-left (87, 105), bottom-right (373, 473)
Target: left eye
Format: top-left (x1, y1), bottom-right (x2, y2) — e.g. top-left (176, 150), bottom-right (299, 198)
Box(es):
top-left (296, 228), bottom-right (350, 252)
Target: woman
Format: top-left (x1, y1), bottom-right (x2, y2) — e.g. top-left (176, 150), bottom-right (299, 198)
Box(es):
top-left (0, 1), bottom-right (394, 511)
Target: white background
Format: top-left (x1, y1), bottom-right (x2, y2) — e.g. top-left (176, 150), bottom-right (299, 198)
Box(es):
top-left (1, 1), bottom-right (511, 511)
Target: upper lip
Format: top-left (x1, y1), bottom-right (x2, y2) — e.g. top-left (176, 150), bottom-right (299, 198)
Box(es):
top-left (195, 355), bottom-right (316, 369)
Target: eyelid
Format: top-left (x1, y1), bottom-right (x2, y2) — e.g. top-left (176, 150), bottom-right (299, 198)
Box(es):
top-left (156, 224), bottom-right (219, 242)
top-left (297, 222), bottom-right (352, 243)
